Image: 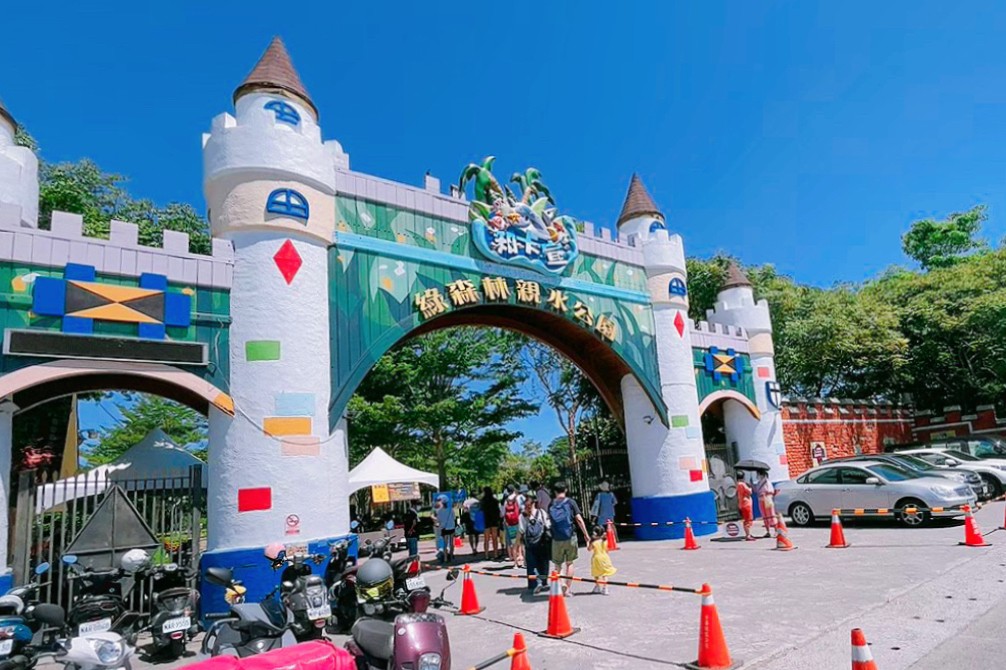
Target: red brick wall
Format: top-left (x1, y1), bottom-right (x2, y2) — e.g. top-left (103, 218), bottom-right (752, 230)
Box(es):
top-left (782, 400), bottom-right (914, 478)
top-left (913, 405), bottom-right (1006, 442)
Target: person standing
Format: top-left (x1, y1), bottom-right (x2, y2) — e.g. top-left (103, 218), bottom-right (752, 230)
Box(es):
top-left (736, 471), bottom-right (755, 541)
top-left (548, 481), bottom-right (590, 597)
top-left (588, 525), bottom-right (616, 594)
top-left (518, 496), bottom-right (550, 594)
top-left (480, 486), bottom-right (502, 560)
top-left (403, 502), bottom-right (421, 557)
top-left (533, 480), bottom-right (551, 513)
top-left (503, 485), bottom-right (525, 568)
top-left (754, 470), bottom-right (776, 538)
top-left (433, 495), bottom-right (457, 564)
top-left (460, 501), bottom-right (480, 556)
top-left (590, 481), bottom-right (618, 527)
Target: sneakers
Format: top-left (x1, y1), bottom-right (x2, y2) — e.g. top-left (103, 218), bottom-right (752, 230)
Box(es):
top-left (591, 584), bottom-right (601, 594)
top-left (533, 584), bottom-right (547, 595)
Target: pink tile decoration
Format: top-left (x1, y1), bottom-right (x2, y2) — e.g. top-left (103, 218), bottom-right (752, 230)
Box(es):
top-left (678, 456), bottom-right (698, 470)
top-left (281, 437), bottom-right (321, 457)
top-left (779, 454), bottom-right (788, 465)
top-left (689, 470), bottom-right (704, 482)
top-left (757, 366), bottom-right (771, 379)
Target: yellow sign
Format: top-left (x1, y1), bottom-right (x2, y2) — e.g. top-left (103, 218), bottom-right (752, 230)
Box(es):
top-left (371, 484), bottom-right (390, 504)
top-left (413, 276), bottom-right (617, 342)
top-left (370, 482), bottom-right (420, 503)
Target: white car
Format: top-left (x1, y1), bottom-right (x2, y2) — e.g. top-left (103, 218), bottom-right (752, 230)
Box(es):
top-left (899, 448), bottom-right (1006, 499)
top-left (775, 460), bottom-right (976, 527)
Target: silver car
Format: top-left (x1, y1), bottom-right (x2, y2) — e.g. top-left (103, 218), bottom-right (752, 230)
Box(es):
top-left (776, 460), bottom-right (976, 527)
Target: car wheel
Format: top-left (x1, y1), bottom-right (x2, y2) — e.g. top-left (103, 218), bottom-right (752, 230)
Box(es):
top-left (895, 499), bottom-right (930, 527)
top-left (981, 474), bottom-right (1002, 500)
top-left (789, 502), bottom-right (814, 527)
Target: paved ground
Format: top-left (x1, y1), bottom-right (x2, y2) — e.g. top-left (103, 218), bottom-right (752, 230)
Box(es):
top-left (116, 503), bottom-right (1006, 669)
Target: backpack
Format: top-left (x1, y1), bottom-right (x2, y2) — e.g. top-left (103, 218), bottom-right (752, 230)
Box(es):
top-left (504, 497), bottom-right (520, 526)
top-left (549, 498), bottom-right (574, 541)
top-left (524, 510), bottom-right (547, 546)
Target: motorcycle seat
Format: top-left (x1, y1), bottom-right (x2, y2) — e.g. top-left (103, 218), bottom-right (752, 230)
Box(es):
top-left (351, 618), bottom-right (394, 661)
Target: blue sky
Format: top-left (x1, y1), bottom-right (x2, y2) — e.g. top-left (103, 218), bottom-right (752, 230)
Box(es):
top-left (7, 2), bottom-right (1006, 444)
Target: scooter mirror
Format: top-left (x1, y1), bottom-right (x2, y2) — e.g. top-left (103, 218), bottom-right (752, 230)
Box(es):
top-left (205, 566), bottom-right (234, 587)
top-left (61, 555), bottom-right (78, 565)
top-left (35, 562), bottom-right (50, 576)
top-left (446, 569), bottom-right (460, 582)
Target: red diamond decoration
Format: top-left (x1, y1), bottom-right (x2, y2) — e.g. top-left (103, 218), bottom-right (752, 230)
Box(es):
top-left (273, 240), bottom-right (302, 284)
top-left (673, 311), bottom-right (685, 337)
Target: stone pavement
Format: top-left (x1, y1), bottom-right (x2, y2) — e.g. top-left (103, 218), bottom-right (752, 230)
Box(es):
top-left (114, 503), bottom-right (1006, 669)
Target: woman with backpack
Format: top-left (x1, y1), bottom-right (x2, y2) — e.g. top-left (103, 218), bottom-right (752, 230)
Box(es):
top-left (503, 485), bottom-right (525, 568)
top-left (518, 496), bottom-right (550, 594)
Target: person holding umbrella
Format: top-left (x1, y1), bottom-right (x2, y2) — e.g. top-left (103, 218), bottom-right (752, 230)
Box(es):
top-left (736, 460), bottom-right (774, 539)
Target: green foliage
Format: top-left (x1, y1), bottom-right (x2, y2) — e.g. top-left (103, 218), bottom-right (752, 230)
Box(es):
top-left (347, 327), bottom-right (537, 489)
top-left (901, 205), bottom-right (988, 270)
top-left (88, 394), bottom-right (208, 465)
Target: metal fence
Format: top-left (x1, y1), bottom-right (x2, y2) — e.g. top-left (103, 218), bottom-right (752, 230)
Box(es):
top-left (11, 465), bottom-right (203, 617)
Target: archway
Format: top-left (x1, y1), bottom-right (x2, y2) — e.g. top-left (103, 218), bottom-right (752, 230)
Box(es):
top-left (699, 394), bottom-right (761, 520)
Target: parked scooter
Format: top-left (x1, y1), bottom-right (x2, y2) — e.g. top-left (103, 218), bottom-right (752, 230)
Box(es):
top-left (323, 540), bottom-right (357, 633)
top-left (61, 552), bottom-right (145, 646)
top-left (199, 567), bottom-right (296, 658)
top-left (345, 549), bottom-right (457, 670)
top-left (263, 545), bottom-right (328, 642)
top-left (30, 602), bottom-right (135, 670)
top-left (0, 563), bottom-right (51, 669)
top-left (139, 562), bottom-right (199, 659)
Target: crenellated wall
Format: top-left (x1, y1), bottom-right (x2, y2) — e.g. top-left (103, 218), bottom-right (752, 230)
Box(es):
top-left (913, 404), bottom-right (1006, 441)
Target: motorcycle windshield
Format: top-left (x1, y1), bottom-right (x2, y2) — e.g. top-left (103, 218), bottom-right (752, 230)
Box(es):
top-left (260, 597), bottom-right (288, 629)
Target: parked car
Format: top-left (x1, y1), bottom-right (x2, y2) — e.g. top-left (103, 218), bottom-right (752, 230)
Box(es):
top-left (824, 453), bottom-right (989, 500)
top-left (898, 448), bottom-right (1006, 499)
top-left (887, 436), bottom-right (1006, 460)
top-left (776, 460), bottom-right (976, 527)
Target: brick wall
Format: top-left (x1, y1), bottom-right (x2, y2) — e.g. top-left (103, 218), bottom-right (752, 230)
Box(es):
top-left (912, 405), bottom-right (1006, 442)
top-left (781, 398), bottom-right (914, 478)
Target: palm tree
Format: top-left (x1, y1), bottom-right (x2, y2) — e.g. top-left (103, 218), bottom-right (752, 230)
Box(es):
top-left (458, 156), bottom-right (505, 204)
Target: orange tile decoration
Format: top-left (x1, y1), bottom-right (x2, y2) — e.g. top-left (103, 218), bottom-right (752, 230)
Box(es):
top-left (263, 416), bottom-right (312, 436)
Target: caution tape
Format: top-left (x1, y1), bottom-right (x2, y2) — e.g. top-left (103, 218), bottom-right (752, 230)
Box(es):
top-left (835, 505), bottom-right (966, 516)
top-left (466, 647), bottom-right (523, 670)
top-left (612, 519), bottom-right (718, 527)
top-left (465, 568), bottom-right (703, 595)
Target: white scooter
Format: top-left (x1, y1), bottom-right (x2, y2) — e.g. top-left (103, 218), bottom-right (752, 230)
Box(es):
top-left (31, 603), bottom-right (134, 670)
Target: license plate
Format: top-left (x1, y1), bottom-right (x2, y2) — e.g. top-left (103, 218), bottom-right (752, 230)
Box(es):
top-left (162, 616), bottom-right (191, 633)
top-left (0, 639), bottom-right (13, 656)
top-left (78, 618), bottom-right (112, 635)
top-left (405, 576), bottom-right (426, 591)
top-left (307, 605), bottom-right (331, 620)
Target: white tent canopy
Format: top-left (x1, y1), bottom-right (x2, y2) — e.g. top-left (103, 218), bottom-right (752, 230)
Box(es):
top-left (348, 447), bottom-right (439, 494)
top-left (35, 428), bottom-right (206, 513)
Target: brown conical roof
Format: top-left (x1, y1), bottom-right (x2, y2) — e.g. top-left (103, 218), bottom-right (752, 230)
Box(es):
top-left (616, 173), bottom-right (663, 226)
top-left (0, 99), bottom-right (16, 132)
top-left (233, 37), bottom-right (318, 118)
top-left (722, 261), bottom-right (752, 289)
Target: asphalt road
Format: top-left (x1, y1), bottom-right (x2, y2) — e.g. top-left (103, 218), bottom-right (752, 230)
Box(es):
top-left (906, 595), bottom-right (1006, 670)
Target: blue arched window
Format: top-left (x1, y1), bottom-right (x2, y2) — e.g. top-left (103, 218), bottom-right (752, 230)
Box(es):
top-left (649, 219), bottom-right (667, 233)
top-left (264, 100), bottom-right (301, 126)
top-left (668, 277), bottom-right (688, 298)
top-left (266, 189), bottom-right (310, 221)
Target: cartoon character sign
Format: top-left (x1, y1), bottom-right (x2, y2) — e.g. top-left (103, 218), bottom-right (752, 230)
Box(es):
top-left (459, 157), bottom-right (580, 275)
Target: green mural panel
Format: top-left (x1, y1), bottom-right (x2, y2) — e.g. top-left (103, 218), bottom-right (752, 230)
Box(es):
top-left (328, 243), bottom-right (663, 430)
top-left (0, 262), bottom-right (230, 390)
top-left (692, 347), bottom-right (757, 408)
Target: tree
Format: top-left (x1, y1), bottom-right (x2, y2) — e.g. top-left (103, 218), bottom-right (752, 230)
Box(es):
top-left (88, 394), bottom-right (208, 465)
top-left (901, 205), bottom-right (988, 270)
top-left (347, 328), bottom-right (537, 490)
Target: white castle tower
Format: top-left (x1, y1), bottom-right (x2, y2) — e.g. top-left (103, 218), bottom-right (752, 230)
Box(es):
top-left (617, 176), bottom-right (716, 538)
top-left (202, 38), bottom-right (351, 562)
top-left (707, 263), bottom-right (789, 481)
top-left (0, 101), bottom-right (39, 228)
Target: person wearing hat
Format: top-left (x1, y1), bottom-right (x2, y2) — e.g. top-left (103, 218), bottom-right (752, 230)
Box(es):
top-left (433, 495), bottom-right (457, 564)
top-left (590, 481), bottom-right (618, 528)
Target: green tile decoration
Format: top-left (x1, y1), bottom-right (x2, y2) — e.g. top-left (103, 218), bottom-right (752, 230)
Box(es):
top-left (246, 340), bottom-right (281, 361)
top-left (671, 415), bottom-right (689, 428)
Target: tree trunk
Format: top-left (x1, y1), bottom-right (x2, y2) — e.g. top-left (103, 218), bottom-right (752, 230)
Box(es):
top-left (434, 436), bottom-right (447, 491)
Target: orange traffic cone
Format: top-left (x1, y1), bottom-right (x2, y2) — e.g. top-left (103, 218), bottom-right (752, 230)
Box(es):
top-left (538, 572), bottom-right (579, 639)
top-left (774, 515), bottom-right (795, 551)
top-left (457, 564), bottom-right (485, 615)
top-left (828, 509), bottom-right (850, 548)
top-left (682, 518), bottom-right (700, 550)
top-left (606, 520), bottom-right (619, 551)
top-left (851, 628), bottom-right (878, 670)
top-left (683, 584), bottom-right (739, 669)
top-left (960, 504), bottom-right (991, 547)
top-left (509, 632), bottom-right (532, 670)
top-left (1000, 501), bottom-right (1006, 531)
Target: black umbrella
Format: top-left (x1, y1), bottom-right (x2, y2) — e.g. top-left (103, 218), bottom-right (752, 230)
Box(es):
top-left (735, 459), bottom-right (771, 472)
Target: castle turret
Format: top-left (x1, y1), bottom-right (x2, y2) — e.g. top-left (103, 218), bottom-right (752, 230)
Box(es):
top-left (202, 38), bottom-right (350, 574)
top-left (618, 175), bottom-right (716, 539)
top-left (0, 100), bottom-right (39, 228)
top-left (707, 262), bottom-right (789, 481)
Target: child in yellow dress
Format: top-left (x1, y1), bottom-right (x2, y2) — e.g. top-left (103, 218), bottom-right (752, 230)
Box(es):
top-left (589, 526), bottom-right (616, 595)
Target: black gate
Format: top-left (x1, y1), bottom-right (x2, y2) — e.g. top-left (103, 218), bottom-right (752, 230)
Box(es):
top-left (11, 465), bottom-right (203, 616)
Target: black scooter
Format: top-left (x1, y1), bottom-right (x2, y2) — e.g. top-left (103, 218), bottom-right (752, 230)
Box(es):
top-left (140, 563), bottom-right (199, 659)
top-left (61, 556), bottom-right (141, 646)
top-left (323, 540), bottom-right (357, 634)
top-left (0, 563), bottom-right (51, 669)
top-left (200, 567), bottom-right (296, 658)
top-left (268, 551), bottom-right (328, 641)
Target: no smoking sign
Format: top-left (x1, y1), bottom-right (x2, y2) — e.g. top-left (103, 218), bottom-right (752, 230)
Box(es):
top-left (285, 513), bottom-right (301, 536)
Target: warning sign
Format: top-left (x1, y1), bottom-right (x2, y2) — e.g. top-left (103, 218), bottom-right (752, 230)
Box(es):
top-left (285, 513), bottom-right (301, 536)
top-left (725, 522), bottom-right (740, 538)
